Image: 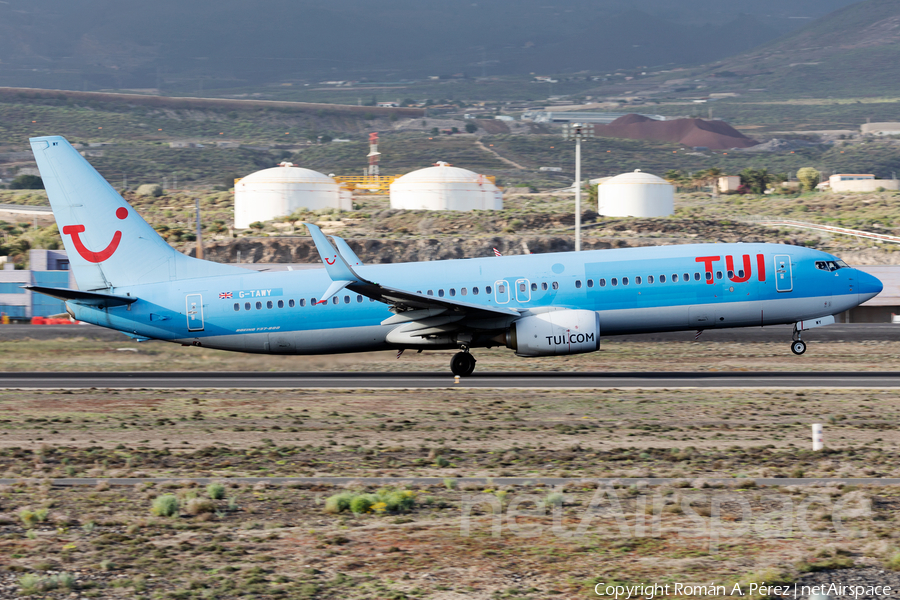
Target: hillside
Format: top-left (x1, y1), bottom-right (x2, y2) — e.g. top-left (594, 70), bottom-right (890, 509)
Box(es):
top-left (0, 0), bottom-right (856, 91)
top-left (695, 0), bottom-right (900, 97)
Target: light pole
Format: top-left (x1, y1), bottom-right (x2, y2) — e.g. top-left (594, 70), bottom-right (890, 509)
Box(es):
top-left (562, 122), bottom-right (593, 251)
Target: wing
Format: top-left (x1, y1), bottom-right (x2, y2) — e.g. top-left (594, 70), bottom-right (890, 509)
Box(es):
top-left (304, 223), bottom-right (520, 331)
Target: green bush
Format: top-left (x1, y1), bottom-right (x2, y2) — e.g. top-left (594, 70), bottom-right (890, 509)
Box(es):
top-left (324, 492), bottom-right (355, 514)
top-left (434, 456), bottom-right (450, 468)
top-left (886, 551), bottom-right (900, 571)
top-left (349, 494), bottom-right (375, 514)
top-left (19, 509), bottom-right (37, 528)
top-left (151, 494), bottom-right (180, 517)
top-left (206, 483), bottom-right (226, 500)
top-left (443, 478), bottom-right (457, 490)
top-left (185, 497), bottom-right (216, 516)
top-left (544, 492), bottom-right (565, 508)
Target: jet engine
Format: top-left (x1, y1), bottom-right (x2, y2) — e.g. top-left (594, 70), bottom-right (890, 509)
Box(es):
top-left (506, 310), bottom-right (600, 357)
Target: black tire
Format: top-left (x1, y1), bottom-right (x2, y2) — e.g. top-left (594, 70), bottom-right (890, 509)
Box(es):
top-left (450, 352), bottom-right (470, 376)
top-left (791, 340), bottom-right (807, 355)
top-left (463, 354), bottom-right (477, 376)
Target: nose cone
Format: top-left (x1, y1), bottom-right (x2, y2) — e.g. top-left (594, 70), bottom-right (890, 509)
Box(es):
top-left (857, 270), bottom-right (883, 304)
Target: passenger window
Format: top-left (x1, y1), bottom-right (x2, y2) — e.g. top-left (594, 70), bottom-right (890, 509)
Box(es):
top-left (599, 278), bottom-right (606, 287)
top-left (705, 272), bottom-right (712, 281)
top-left (694, 272), bottom-right (701, 281)
top-left (586, 279), bottom-right (594, 288)
top-left (575, 280), bottom-right (582, 289)
top-left (622, 277), bottom-right (629, 285)
top-left (449, 289), bottom-right (456, 297)
top-left (277, 300), bottom-right (284, 308)
top-left (727, 270), bottom-right (734, 279)
top-left (635, 276), bottom-right (642, 285)
top-left (427, 290), bottom-right (434, 296)
top-left (438, 289), bottom-right (445, 297)
top-left (256, 301), bottom-right (262, 309)
top-left (738, 270), bottom-right (745, 278)
top-left (344, 295), bottom-right (350, 304)
top-left (683, 273), bottom-right (689, 281)
top-left (332, 296), bottom-right (339, 304)
top-left (357, 295), bottom-right (363, 302)
top-left (486, 285), bottom-right (493, 294)
top-left (542, 282), bottom-right (548, 291)
top-left (245, 302), bottom-right (251, 310)
top-left (289, 299), bottom-right (295, 308)
top-left (233, 303), bottom-right (239, 311)
top-left (266, 300), bottom-right (273, 309)
top-left (611, 278), bottom-right (618, 287)
top-left (519, 283), bottom-right (526, 292)
top-left (299, 299), bottom-right (306, 307)
top-left (716, 271), bottom-right (723, 280)
top-left (461, 288), bottom-right (468, 296)
top-left (660, 275), bottom-right (666, 283)
top-left (311, 298), bottom-right (317, 305)
top-left (473, 287), bottom-right (479, 295)
top-left (531, 283), bottom-right (537, 291)
top-left (672, 274), bottom-right (678, 282)
top-left (648, 275), bottom-right (654, 284)
top-left (551, 282), bottom-right (558, 290)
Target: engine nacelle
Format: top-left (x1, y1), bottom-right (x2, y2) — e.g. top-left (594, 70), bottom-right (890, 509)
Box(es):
top-left (506, 309), bottom-right (600, 357)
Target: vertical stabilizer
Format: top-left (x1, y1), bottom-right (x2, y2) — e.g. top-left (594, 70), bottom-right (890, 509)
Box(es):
top-left (30, 136), bottom-right (247, 291)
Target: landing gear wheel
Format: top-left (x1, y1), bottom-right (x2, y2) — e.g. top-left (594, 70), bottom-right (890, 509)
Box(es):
top-left (450, 352), bottom-right (477, 376)
top-left (791, 340), bottom-right (807, 356)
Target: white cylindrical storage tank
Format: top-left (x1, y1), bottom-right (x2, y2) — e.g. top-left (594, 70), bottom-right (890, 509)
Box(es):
top-left (597, 169), bottom-right (674, 218)
top-left (234, 163), bottom-right (351, 229)
top-left (390, 162), bottom-right (502, 211)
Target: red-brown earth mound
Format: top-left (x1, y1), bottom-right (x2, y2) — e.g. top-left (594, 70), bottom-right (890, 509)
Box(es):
top-left (594, 114), bottom-right (758, 149)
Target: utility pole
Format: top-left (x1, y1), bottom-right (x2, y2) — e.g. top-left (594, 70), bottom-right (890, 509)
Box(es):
top-left (195, 198), bottom-right (204, 260)
top-left (562, 122), bottom-right (593, 251)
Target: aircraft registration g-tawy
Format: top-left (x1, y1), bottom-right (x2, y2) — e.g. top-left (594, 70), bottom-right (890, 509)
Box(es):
top-left (27, 136), bottom-right (883, 376)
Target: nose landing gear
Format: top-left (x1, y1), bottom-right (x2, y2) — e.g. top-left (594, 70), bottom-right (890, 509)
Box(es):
top-left (450, 348), bottom-right (477, 376)
top-left (791, 324), bottom-right (807, 355)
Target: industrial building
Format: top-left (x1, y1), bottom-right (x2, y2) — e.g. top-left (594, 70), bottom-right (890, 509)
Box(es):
top-left (389, 162), bottom-right (502, 211)
top-left (234, 163), bottom-right (351, 229)
top-left (0, 249), bottom-right (75, 320)
top-left (521, 111), bottom-right (667, 124)
top-left (597, 170), bottom-right (674, 218)
top-left (828, 174), bottom-right (900, 193)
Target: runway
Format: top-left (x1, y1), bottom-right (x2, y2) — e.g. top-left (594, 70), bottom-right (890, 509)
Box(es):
top-left (2, 322), bottom-right (899, 342)
top-left (2, 371), bottom-right (900, 389)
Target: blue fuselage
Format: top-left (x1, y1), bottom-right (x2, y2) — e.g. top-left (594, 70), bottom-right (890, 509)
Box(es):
top-left (64, 242), bottom-right (882, 355)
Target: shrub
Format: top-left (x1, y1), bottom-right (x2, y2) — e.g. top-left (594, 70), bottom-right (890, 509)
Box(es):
top-left (206, 483), bottom-right (226, 500)
top-left (434, 456), bottom-right (450, 468)
top-left (135, 183), bottom-right (163, 197)
top-left (349, 495), bottom-right (375, 514)
top-left (544, 492), bottom-right (565, 508)
top-left (19, 509), bottom-right (37, 528)
top-left (185, 498), bottom-right (216, 516)
top-left (324, 492), bottom-right (355, 514)
top-left (150, 494), bottom-right (179, 517)
top-left (886, 551), bottom-right (900, 571)
top-left (443, 478), bottom-right (457, 490)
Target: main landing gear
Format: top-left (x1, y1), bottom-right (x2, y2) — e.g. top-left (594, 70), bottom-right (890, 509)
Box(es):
top-left (451, 348), bottom-right (477, 376)
top-left (791, 324), bottom-right (807, 355)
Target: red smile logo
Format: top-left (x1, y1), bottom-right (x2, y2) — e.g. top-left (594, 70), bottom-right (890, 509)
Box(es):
top-left (62, 207), bottom-right (128, 263)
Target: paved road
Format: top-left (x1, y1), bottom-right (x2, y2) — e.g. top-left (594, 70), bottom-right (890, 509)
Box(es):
top-left (2, 323), bottom-right (899, 342)
top-left (2, 371), bottom-right (900, 388)
top-left (2, 476), bottom-right (898, 487)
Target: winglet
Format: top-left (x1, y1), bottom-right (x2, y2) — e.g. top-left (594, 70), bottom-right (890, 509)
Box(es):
top-left (304, 223), bottom-right (358, 281)
top-left (332, 236), bottom-right (363, 266)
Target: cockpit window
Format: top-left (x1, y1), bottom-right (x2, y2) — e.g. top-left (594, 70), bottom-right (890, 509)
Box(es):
top-left (816, 260), bottom-right (847, 272)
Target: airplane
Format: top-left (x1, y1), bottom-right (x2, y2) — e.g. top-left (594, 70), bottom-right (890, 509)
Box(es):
top-left (26, 135), bottom-right (883, 376)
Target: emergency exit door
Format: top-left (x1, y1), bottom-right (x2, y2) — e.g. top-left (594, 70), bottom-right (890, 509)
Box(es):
top-left (186, 294), bottom-right (205, 331)
top-left (774, 255), bottom-right (793, 293)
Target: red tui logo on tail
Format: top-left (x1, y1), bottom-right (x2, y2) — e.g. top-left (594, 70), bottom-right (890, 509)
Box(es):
top-left (62, 207), bottom-right (128, 263)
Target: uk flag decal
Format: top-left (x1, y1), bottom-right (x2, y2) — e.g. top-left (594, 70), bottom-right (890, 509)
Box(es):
top-left (219, 292), bottom-right (233, 299)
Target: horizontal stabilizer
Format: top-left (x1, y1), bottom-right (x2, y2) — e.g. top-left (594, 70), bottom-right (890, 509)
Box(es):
top-left (25, 285), bottom-right (137, 307)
